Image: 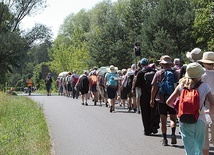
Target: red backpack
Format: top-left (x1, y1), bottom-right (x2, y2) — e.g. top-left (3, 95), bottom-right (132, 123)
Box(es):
top-left (177, 81), bottom-right (203, 124)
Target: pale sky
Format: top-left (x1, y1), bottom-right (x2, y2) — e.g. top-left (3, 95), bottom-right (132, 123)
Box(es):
top-left (21, 0), bottom-right (117, 39)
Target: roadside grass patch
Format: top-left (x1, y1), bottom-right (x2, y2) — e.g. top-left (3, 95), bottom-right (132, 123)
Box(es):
top-left (0, 92), bottom-right (52, 155)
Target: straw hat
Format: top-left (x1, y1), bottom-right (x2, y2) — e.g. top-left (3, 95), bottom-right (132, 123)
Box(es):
top-left (198, 51), bottom-right (214, 64)
top-left (186, 48), bottom-right (202, 62)
top-left (107, 65), bottom-right (118, 73)
top-left (185, 62), bottom-right (205, 78)
top-left (159, 55), bottom-right (172, 64)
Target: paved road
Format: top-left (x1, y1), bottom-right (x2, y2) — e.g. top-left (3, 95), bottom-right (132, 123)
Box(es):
top-left (23, 93), bottom-right (204, 155)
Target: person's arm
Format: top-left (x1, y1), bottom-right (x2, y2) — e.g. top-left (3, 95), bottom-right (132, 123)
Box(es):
top-left (207, 92), bottom-right (214, 115)
top-left (166, 85), bottom-right (180, 108)
top-left (150, 73), bottom-right (158, 108)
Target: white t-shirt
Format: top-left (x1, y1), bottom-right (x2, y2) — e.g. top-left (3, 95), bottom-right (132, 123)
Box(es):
top-left (201, 70), bottom-right (214, 95)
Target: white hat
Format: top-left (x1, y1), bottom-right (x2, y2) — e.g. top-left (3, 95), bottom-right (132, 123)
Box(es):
top-left (107, 65), bottom-right (118, 73)
top-left (186, 48), bottom-right (202, 62)
top-left (198, 51), bottom-right (214, 64)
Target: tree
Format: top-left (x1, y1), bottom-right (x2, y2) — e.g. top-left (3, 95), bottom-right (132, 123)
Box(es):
top-left (1, 0), bottom-right (47, 31)
top-left (191, 0), bottom-right (214, 50)
top-left (141, 0), bottom-right (195, 61)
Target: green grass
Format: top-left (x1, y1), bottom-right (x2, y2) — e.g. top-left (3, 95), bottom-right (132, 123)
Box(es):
top-left (0, 92), bottom-right (52, 155)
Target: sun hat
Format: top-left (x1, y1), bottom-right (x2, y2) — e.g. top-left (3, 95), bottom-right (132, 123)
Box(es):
top-left (186, 48), bottom-right (202, 62)
top-left (107, 65), bottom-right (118, 73)
top-left (198, 51), bottom-right (214, 64)
top-left (140, 58), bottom-right (148, 65)
top-left (159, 55), bottom-right (172, 64)
top-left (131, 64), bottom-right (136, 69)
top-left (185, 62), bottom-right (205, 78)
top-left (173, 58), bottom-right (180, 65)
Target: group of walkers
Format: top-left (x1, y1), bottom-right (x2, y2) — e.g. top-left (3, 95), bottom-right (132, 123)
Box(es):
top-left (53, 47), bottom-right (214, 155)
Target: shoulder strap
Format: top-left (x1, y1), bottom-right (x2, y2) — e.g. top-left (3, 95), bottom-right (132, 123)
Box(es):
top-left (193, 80), bottom-right (202, 89)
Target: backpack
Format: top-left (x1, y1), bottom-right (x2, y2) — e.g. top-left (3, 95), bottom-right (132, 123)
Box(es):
top-left (108, 73), bottom-right (117, 87)
top-left (79, 75), bottom-right (89, 90)
top-left (126, 74), bottom-right (134, 92)
top-left (45, 76), bottom-right (52, 85)
top-left (177, 81), bottom-right (203, 124)
top-left (158, 70), bottom-right (176, 96)
top-left (143, 68), bottom-right (156, 92)
top-left (73, 75), bottom-right (79, 84)
top-left (90, 75), bottom-right (98, 85)
top-left (66, 76), bottom-right (71, 84)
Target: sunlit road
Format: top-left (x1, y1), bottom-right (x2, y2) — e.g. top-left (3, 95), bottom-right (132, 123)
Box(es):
top-left (24, 93), bottom-right (189, 155)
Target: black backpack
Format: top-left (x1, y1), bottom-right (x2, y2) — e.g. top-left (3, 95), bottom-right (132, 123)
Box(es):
top-left (79, 75), bottom-right (89, 90)
top-left (143, 68), bottom-right (156, 92)
top-left (45, 76), bottom-right (52, 85)
top-left (126, 74), bottom-right (134, 92)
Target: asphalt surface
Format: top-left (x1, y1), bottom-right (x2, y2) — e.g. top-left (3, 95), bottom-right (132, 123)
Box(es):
top-left (21, 93), bottom-right (214, 155)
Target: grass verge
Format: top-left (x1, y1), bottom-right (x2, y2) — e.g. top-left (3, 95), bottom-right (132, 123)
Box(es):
top-left (0, 92), bottom-right (52, 155)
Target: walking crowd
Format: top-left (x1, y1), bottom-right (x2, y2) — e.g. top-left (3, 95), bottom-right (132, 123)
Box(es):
top-left (52, 48), bottom-right (214, 155)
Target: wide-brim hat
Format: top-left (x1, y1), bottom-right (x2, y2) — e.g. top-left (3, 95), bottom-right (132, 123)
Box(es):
top-left (159, 55), bottom-right (172, 64)
top-left (107, 65), bottom-right (118, 73)
top-left (198, 51), bottom-right (214, 64)
top-left (186, 47), bottom-right (202, 62)
top-left (185, 62), bottom-right (205, 78)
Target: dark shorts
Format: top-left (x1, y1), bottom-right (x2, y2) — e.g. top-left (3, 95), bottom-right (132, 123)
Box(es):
top-left (157, 101), bottom-right (176, 117)
top-left (67, 84), bottom-right (72, 91)
top-left (91, 84), bottom-right (97, 92)
top-left (107, 86), bottom-right (117, 99)
top-left (121, 87), bottom-right (128, 99)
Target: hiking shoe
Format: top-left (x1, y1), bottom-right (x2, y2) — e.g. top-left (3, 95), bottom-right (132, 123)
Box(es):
top-left (128, 107), bottom-right (132, 112)
top-left (85, 102), bottom-right (88, 106)
top-left (162, 139), bottom-right (168, 146)
top-left (171, 135), bottom-right (177, 145)
top-left (110, 106), bottom-right (113, 113)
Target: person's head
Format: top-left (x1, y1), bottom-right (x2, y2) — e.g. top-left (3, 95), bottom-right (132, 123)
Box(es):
top-left (180, 62), bottom-right (205, 89)
top-left (131, 64), bottom-right (136, 70)
top-left (186, 47), bottom-right (202, 62)
top-left (159, 55), bottom-right (172, 68)
top-left (173, 58), bottom-right (180, 66)
top-left (140, 58), bottom-right (148, 67)
top-left (107, 65), bottom-right (118, 73)
top-left (121, 69), bottom-right (127, 75)
top-left (92, 70), bottom-right (97, 75)
top-left (83, 70), bottom-right (88, 76)
top-left (93, 66), bottom-right (98, 70)
top-left (198, 51), bottom-right (214, 70)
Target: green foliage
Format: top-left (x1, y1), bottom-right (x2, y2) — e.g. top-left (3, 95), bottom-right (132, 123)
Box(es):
top-left (0, 92), bottom-right (51, 154)
top-left (141, 0), bottom-right (195, 61)
top-left (192, 0), bottom-right (214, 50)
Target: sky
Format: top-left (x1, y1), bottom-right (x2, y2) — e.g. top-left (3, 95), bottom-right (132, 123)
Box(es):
top-left (21, 0), bottom-right (117, 39)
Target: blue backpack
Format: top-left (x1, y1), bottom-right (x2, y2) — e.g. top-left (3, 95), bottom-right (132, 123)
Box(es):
top-left (108, 73), bottom-right (118, 87)
top-left (158, 70), bottom-right (176, 96)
